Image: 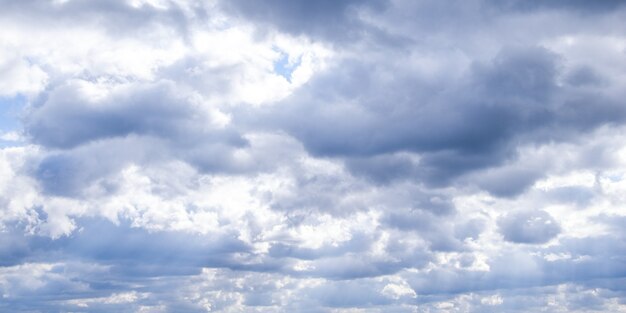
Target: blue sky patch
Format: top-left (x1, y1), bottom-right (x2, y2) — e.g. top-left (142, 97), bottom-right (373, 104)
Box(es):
top-left (273, 50), bottom-right (300, 82)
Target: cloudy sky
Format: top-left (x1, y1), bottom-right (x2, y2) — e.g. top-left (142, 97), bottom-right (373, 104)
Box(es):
top-left (1, 0), bottom-right (626, 312)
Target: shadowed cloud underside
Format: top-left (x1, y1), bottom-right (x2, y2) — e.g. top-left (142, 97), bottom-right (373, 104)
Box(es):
top-left (1, 0), bottom-right (626, 312)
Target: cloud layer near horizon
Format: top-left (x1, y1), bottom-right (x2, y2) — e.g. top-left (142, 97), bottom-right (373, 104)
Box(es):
top-left (2, 0), bottom-right (626, 312)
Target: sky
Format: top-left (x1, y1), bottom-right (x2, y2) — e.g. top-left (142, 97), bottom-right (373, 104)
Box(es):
top-left (1, 0), bottom-right (626, 312)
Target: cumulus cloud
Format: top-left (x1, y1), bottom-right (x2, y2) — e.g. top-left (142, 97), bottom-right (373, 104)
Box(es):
top-left (1, 0), bottom-right (626, 312)
top-left (219, 0), bottom-right (388, 43)
top-left (498, 210), bottom-right (561, 244)
top-left (0, 55), bottom-right (48, 97)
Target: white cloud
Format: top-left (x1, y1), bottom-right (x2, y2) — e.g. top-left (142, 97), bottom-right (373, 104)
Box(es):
top-left (0, 53), bottom-right (48, 96)
top-left (1, 0), bottom-right (626, 312)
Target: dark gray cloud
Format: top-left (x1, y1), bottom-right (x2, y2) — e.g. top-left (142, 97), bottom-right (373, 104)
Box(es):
top-left (544, 186), bottom-right (597, 207)
top-left (383, 209), bottom-right (463, 251)
top-left (23, 80), bottom-right (273, 196)
top-left (565, 66), bottom-right (608, 87)
top-left (268, 232), bottom-right (371, 261)
top-left (3, 0), bottom-right (626, 312)
top-left (25, 80), bottom-right (244, 150)
top-left (497, 0), bottom-right (626, 13)
top-left (254, 44), bottom-right (625, 192)
top-left (498, 210), bottom-right (561, 244)
top-left (404, 234), bottom-right (626, 297)
top-left (33, 136), bottom-right (162, 196)
top-left (220, 0), bottom-right (388, 43)
top-left (454, 218), bottom-right (486, 241)
top-left (1, 218), bottom-right (252, 270)
top-left (473, 168), bottom-right (544, 198)
top-left (0, 218), bottom-right (269, 312)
